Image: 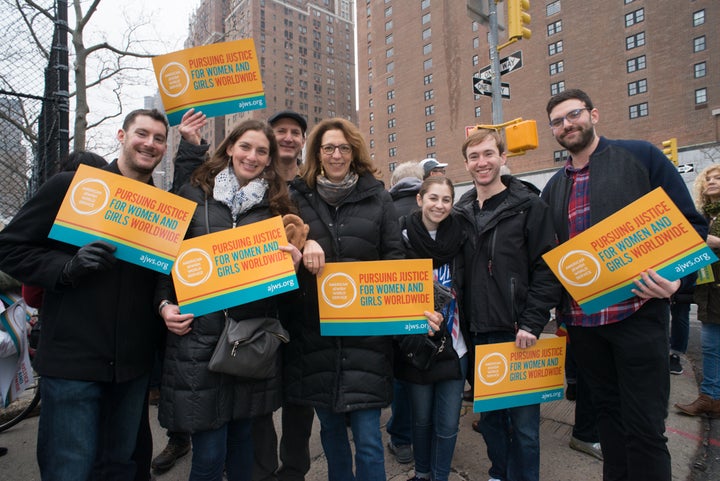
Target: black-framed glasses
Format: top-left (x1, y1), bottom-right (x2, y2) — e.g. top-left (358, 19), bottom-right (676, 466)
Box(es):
top-left (320, 144), bottom-right (352, 155)
top-left (549, 108), bottom-right (591, 130)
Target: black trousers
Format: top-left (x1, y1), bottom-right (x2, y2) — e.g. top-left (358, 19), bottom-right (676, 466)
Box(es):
top-left (567, 299), bottom-right (671, 481)
top-left (252, 402), bottom-right (315, 481)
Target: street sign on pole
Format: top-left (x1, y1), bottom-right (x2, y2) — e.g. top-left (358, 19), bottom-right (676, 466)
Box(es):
top-left (473, 77), bottom-right (510, 99)
top-left (475, 51), bottom-right (523, 82)
top-left (677, 164), bottom-right (694, 174)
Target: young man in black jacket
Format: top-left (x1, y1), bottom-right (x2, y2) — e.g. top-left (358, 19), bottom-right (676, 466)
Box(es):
top-left (454, 129), bottom-right (561, 481)
top-left (0, 109), bottom-right (169, 481)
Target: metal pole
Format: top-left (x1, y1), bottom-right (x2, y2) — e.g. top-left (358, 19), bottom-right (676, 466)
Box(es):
top-left (488, 0), bottom-right (503, 124)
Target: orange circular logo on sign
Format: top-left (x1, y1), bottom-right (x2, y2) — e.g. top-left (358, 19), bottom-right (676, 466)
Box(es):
top-left (477, 352), bottom-right (508, 386)
top-left (320, 273), bottom-right (357, 309)
top-left (69, 178), bottom-right (110, 215)
top-left (159, 62), bottom-right (190, 98)
top-left (174, 248), bottom-right (213, 287)
top-left (557, 250), bottom-right (601, 287)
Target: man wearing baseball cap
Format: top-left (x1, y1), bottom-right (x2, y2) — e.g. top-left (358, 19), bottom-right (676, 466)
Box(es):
top-left (267, 110), bottom-right (307, 182)
top-left (420, 157), bottom-right (448, 179)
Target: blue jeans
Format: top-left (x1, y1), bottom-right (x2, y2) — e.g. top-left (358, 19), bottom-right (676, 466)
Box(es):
top-left (190, 419), bottom-right (253, 481)
top-left (408, 355), bottom-right (468, 481)
top-left (567, 299), bottom-right (671, 481)
top-left (37, 374), bottom-right (149, 481)
top-left (701, 323), bottom-right (720, 399)
top-left (472, 332), bottom-right (540, 481)
top-left (315, 407), bottom-right (385, 481)
top-left (387, 379), bottom-right (413, 446)
top-left (670, 301), bottom-right (690, 354)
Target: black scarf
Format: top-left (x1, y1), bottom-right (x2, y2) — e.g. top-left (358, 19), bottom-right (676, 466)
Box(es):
top-left (405, 210), bottom-right (465, 268)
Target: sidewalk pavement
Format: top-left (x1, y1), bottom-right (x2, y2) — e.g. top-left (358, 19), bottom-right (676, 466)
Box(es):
top-left (0, 346), bottom-right (704, 481)
top-left (145, 346), bottom-right (701, 481)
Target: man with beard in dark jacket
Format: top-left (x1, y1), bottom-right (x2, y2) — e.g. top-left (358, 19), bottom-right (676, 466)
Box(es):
top-left (453, 128), bottom-right (561, 481)
top-left (0, 109), bottom-right (169, 481)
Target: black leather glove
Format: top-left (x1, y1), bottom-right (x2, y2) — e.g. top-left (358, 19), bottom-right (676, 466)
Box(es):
top-left (61, 240), bottom-right (117, 285)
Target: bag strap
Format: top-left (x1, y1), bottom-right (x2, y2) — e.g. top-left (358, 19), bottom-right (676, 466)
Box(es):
top-left (204, 195), bottom-right (211, 235)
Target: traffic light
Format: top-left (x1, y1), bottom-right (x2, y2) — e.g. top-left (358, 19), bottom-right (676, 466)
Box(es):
top-left (508, 0), bottom-right (531, 41)
top-left (662, 138), bottom-right (678, 165)
top-left (506, 120), bottom-right (538, 153)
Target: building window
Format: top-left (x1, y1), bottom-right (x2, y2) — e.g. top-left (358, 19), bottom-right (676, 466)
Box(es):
top-left (473, 37), bottom-right (480, 48)
top-left (625, 32), bottom-right (645, 50)
top-left (387, 90), bottom-right (395, 100)
top-left (625, 8), bottom-right (644, 27)
top-left (693, 10), bottom-right (705, 27)
top-left (426, 137), bottom-right (436, 147)
top-left (386, 47), bottom-right (394, 58)
top-left (548, 40), bottom-right (563, 56)
top-left (385, 34), bottom-right (393, 44)
top-left (553, 150), bottom-right (568, 163)
top-left (421, 0), bottom-right (430, 9)
top-left (626, 55), bottom-right (646, 72)
top-left (424, 89), bottom-right (434, 100)
top-left (389, 147), bottom-right (397, 157)
top-left (546, 1), bottom-right (560, 16)
top-left (388, 118), bottom-right (396, 128)
top-left (425, 121), bottom-right (435, 132)
top-left (627, 78), bottom-right (647, 96)
top-left (475, 106), bottom-right (482, 117)
top-left (425, 105), bottom-right (435, 116)
top-left (695, 88), bottom-right (707, 104)
top-left (369, 140), bottom-right (375, 148)
top-left (550, 81), bottom-right (565, 95)
top-left (694, 36), bottom-right (706, 52)
top-left (694, 62), bottom-right (706, 78)
top-left (388, 161), bottom-right (397, 171)
top-left (423, 58), bottom-right (433, 70)
top-left (386, 61), bottom-right (394, 73)
top-left (423, 43), bottom-right (432, 55)
top-left (549, 60), bottom-right (564, 75)
top-left (422, 13), bottom-right (431, 25)
top-left (422, 28), bottom-right (431, 40)
top-left (387, 76), bottom-right (395, 86)
top-left (424, 74), bottom-right (433, 85)
top-left (547, 20), bottom-right (562, 36)
top-left (472, 54), bottom-right (479, 66)
top-left (369, 112), bottom-right (374, 121)
top-left (388, 133), bottom-right (397, 143)
top-left (629, 102), bottom-right (648, 118)
top-left (384, 6), bottom-right (392, 17)
top-left (387, 104), bottom-right (396, 114)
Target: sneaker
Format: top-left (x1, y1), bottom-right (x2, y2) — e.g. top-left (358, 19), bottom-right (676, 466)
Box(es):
top-left (387, 441), bottom-right (413, 464)
top-left (670, 354), bottom-right (684, 375)
top-left (569, 436), bottom-right (603, 461)
top-left (151, 436), bottom-right (191, 472)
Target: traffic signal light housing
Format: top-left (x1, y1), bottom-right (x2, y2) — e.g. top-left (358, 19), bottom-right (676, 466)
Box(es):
top-left (508, 0), bottom-right (531, 41)
top-left (662, 138), bottom-right (678, 165)
top-left (506, 120), bottom-right (538, 153)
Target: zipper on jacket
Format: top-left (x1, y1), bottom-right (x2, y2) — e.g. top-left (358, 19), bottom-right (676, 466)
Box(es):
top-left (487, 229), bottom-right (498, 276)
top-left (510, 277), bottom-right (517, 330)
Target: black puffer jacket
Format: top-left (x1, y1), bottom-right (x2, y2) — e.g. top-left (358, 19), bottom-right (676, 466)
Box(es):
top-left (282, 173), bottom-right (405, 412)
top-left (156, 182), bottom-right (282, 433)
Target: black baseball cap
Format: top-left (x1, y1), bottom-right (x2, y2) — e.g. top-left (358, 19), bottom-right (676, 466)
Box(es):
top-left (267, 110), bottom-right (307, 134)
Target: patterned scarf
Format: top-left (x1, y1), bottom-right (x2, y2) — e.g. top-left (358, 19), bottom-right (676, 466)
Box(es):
top-left (703, 200), bottom-right (720, 237)
top-left (213, 166), bottom-right (268, 218)
top-left (315, 171), bottom-right (359, 206)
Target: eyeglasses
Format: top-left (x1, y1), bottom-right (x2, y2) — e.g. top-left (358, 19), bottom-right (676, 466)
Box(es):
top-left (320, 144), bottom-right (352, 155)
top-left (548, 108), bottom-right (591, 130)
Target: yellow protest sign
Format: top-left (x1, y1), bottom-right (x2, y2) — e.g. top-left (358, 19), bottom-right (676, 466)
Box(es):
top-left (472, 336), bottom-right (566, 412)
top-left (317, 259), bottom-right (434, 336)
top-left (172, 216), bottom-right (297, 316)
top-left (48, 165), bottom-right (196, 274)
top-left (543, 188), bottom-right (717, 313)
top-left (152, 39), bottom-right (265, 125)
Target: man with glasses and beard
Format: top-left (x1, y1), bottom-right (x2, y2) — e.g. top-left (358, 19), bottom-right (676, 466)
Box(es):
top-left (541, 89), bottom-right (707, 481)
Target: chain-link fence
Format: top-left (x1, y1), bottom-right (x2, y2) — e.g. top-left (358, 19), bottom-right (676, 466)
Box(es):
top-left (0, 0), bottom-right (68, 227)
